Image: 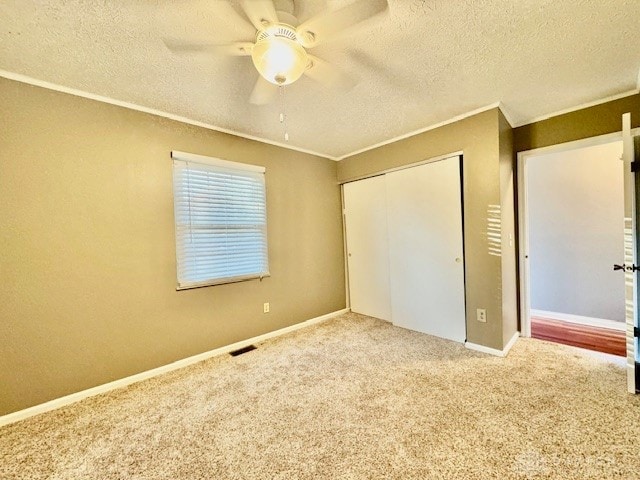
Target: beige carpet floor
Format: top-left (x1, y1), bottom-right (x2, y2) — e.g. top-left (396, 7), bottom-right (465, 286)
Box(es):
top-left (1, 312), bottom-right (639, 479)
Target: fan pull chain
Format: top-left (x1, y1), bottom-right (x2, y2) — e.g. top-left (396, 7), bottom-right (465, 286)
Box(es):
top-left (279, 86), bottom-right (289, 142)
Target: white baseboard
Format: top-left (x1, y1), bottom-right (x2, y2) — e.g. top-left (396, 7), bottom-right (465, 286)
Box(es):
top-left (502, 331), bottom-right (520, 356)
top-left (465, 331), bottom-right (520, 358)
top-left (0, 308), bottom-right (350, 428)
top-left (530, 309), bottom-right (625, 331)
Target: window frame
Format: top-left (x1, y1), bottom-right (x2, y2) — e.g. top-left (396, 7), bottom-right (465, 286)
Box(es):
top-left (171, 150), bottom-right (270, 290)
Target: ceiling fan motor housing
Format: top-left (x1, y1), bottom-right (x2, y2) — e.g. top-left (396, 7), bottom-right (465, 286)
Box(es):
top-left (251, 24), bottom-right (309, 85)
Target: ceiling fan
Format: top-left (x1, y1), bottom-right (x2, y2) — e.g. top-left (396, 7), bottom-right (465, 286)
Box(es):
top-left (164, 0), bottom-right (389, 105)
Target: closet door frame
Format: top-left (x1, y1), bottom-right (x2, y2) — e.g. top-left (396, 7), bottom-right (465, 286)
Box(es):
top-left (341, 150), bottom-right (465, 318)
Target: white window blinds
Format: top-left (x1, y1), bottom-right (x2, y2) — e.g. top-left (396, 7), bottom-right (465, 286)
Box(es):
top-left (172, 151), bottom-right (269, 290)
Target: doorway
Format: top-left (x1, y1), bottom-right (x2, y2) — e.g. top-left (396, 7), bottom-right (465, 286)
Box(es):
top-left (518, 136), bottom-right (625, 356)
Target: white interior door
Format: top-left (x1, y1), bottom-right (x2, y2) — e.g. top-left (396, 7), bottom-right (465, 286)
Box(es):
top-left (622, 113), bottom-right (639, 394)
top-left (343, 176), bottom-right (392, 321)
top-left (386, 157), bottom-right (466, 342)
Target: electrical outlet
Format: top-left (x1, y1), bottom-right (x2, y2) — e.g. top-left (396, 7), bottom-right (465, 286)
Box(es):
top-left (476, 308), bottom-right (487, 323)
top-left (263, 302), bottom-right (270, 313)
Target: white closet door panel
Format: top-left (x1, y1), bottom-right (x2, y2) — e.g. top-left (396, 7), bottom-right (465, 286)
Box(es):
top-left (343, 176), bottom-right (392, 321)
top-left (386, 157), bottom-right (466, 342)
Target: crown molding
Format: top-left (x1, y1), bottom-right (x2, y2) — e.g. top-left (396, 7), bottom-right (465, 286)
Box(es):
top-left (497, 102), bottom-right (516, 128)
top-left (512, 89), bottom-right (640, 128)
top-left (0, 70), bottom-right (340, 161)
top-left (0, 70), bottom-right (502, 162)
top-left (336, 102), bottom-right (503, 160)
top-left (4, 70), bottom-right (638, 161)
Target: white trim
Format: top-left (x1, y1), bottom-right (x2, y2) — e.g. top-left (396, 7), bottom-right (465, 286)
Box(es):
top-left (517, 130), bottom-right (637, 159)
top-left (340, 184), bottom-right (351, 310)
top-left (0, 70), bottom-right (338, 161)
top-left (517, 131), bottom-right (633, 339)
top-left (175, 273), bottom-right (271, 291)
top-left (628, 365), bottom-right (636, 393)
top-left (3, 70), bottom-right (639, 162)
top-left (338, 151), bottom-right (463, 184)
top-left (530, 309), bottom-right (626, 331)
top-left (0, 308), bottom-right (350, 427)
top-left (517, 148), bottom-right (532, 338)
top-left (636, 67), bottom-right (640, 90)
top-left (172, 151), bottom-right (265, 173)
top-left (513, 90), bottom-right (640, 128)
top-left (336, 90), bottom-right (639, 160)
top-left (336, 103), bottom-right (502, 160)
top-left (622, 113), bottom-right (638, 394)
top-left (0, 71), bottom-right (501, 162)
top-left (465, 332), bottom-right (520, 357)
top-left (503, 331), bottom-right (520, 356)
top-left (498, 102), bottom-right (516, 128)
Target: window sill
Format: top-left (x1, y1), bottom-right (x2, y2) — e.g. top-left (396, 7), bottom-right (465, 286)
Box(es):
top-left (176, 273), bottom-right (271, 291)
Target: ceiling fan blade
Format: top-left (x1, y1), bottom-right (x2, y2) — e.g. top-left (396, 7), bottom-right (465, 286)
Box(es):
top-left (163, 39), bottom-right (254, 56)
top-left (240, 0), bottom-right (279, 31)
top-left (296, 0), bottom-right (388, 48)
top-left (304, 55), bottom-right (356, 90)
top-left (250, 76), bottom-right (279, 105)
top-left (213, 1), bottom-right (257, 38)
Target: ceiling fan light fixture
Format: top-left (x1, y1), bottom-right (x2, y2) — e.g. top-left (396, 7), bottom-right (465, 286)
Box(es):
top-left (251, 25), bottom-right (308, 86)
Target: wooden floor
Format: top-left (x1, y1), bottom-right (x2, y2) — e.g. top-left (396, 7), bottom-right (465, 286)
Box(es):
top-left (531, 316), bottom-right (626, 357)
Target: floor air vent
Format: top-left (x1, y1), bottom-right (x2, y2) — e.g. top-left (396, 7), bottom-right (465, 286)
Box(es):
top-left (229, 345), bottom-right (257, 357)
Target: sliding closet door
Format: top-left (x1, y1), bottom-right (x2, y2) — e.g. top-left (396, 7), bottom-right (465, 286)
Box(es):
top-left (386, 157), bottom-right (466, 342)
top-left (343, 176), bottom-right (392, 321)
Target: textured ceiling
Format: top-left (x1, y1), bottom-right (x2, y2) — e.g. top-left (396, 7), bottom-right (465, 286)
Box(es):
top-left (1, 0), bottom-right (639, 159)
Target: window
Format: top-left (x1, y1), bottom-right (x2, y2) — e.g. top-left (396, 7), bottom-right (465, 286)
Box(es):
top-left (172, 151), bottom-right (269, 290)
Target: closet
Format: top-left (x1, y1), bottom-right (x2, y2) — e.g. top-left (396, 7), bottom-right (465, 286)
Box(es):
top-left (343, 156), bottom-right (466, 343)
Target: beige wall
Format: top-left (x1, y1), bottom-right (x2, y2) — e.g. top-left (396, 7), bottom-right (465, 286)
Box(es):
top-left (338, 108), bottom-right (515, 350)
top-left (0, 78), bottom-right (346, 415)
top-left (499, 111), bottom-right (518, 345)
top-left (514, 94), bottom-right (640, 152)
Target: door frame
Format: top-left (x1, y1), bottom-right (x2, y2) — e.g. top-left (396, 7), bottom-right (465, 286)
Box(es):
top-left (340, 184), bottom-right (351, 310)
top-left (622, 113), bottom-right (639, 393)
top-left (517, 129), bottom-right (639, 338)
top-left (339, 151), bottom-right (463, 185)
